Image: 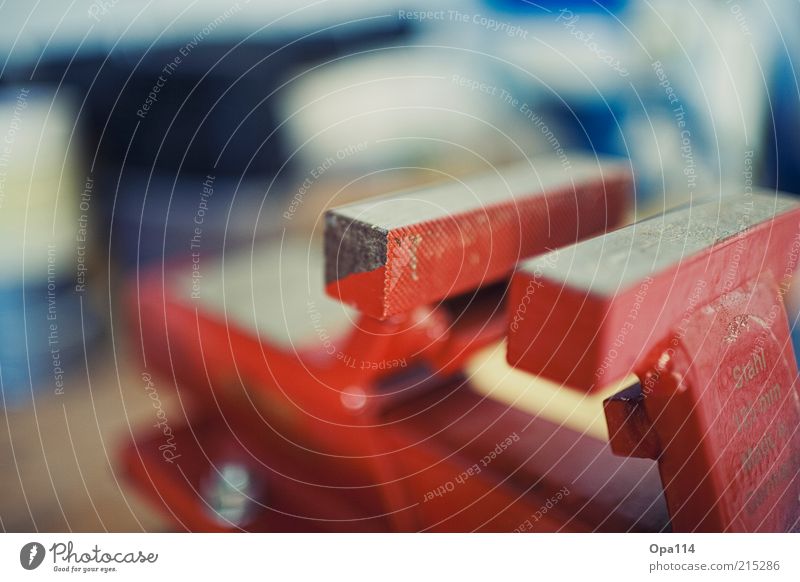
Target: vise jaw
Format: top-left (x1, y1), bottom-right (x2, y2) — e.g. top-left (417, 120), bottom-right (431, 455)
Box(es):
top-left (507, 192), bottom-right (800, 532)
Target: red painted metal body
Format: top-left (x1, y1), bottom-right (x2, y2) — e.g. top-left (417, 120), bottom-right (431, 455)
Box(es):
top-left (377, 379), bottom-right (667, 532)
top-left (126, 233), bottom-right (671, 531)
top-left (121, 371), bottom-right (667, 531)
top-left (507, 192), bottom-right (800, 531)
top-left (133, 253), bottom-right (504, 432)
top-left (126, 243), bottom-right (513, 531)
top-left (625, 278), bottom-right (800, 532)
top-left (120, 401), bottom-right (393, 532)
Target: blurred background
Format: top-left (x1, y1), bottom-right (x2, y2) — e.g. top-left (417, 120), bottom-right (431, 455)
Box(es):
top-left (1, 0), bottom-right (800, 531)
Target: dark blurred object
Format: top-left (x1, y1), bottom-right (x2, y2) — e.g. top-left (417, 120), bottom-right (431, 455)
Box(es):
top-left (4, 22), bottom-right (411, 178)
top-left (764, 49), bottom-right (800, 196)
top-left (0, 22), bottom-right (411, 270)
top-left (107, 171), bottom-right (269, 268)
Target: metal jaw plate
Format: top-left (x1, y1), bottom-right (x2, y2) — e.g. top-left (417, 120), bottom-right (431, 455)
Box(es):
top-left (325, 157), bottom-right (632, 319)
